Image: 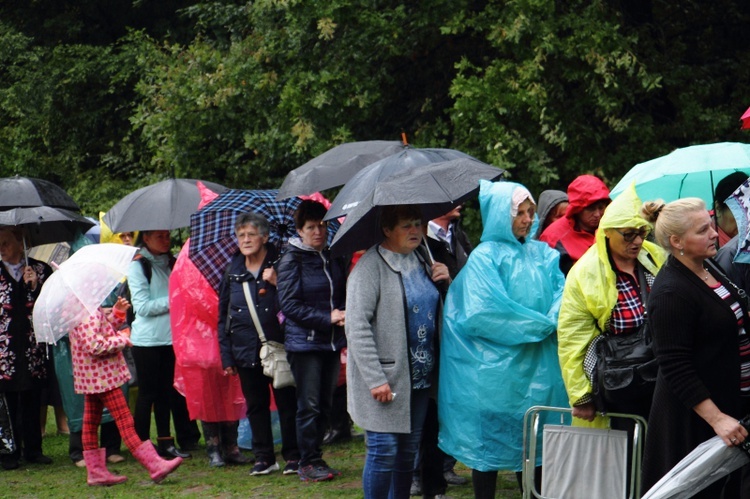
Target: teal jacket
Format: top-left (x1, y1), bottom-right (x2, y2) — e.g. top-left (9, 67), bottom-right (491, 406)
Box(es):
top-left (438, 180), bottom-right (568, 472)
top-left (127, 247), bottom-right (172, 346)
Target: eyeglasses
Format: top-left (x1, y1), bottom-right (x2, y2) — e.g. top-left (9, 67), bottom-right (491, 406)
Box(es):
top-left (614, 228), bottom-right (650, 243)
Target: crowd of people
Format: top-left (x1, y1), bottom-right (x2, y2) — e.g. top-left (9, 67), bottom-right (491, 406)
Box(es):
top-left (2, 171), bottom-right (750, 498)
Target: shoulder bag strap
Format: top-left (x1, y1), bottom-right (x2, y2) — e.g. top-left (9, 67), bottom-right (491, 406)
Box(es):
top-left (242, 281), bottom-right (268, 344)
top-left (705, 257), bottom-right (750, 318)
top-left (636, 262), bottom-right (650, 306)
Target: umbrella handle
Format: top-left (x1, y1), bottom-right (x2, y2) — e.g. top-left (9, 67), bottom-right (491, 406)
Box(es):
top-left (420, 236), bottom-right (435, 266)
top-left (22, 234), bottom-right (28, 267)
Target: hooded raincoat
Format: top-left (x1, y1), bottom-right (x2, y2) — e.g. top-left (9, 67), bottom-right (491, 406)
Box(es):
top-left (539, 175), bottom-right (610, 273)
top-left (557, 183), bottom-right (665, 427)
top-left (438, 180), bottom-right (568, 472)
top-left (534, 189), bottom-right (568, 239)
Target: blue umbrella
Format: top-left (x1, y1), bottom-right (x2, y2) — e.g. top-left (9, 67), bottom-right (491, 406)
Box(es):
top-left (189, 189), bottom-right (339, 291)
top-left (610, 142), bottom-right (750, 204)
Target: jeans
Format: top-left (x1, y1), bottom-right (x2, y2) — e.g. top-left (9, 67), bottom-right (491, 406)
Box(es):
top-left (363, 388), bottom-right (430, 499)
top-left (237, 365), bottom-right (300, 463)
top-left (287, 350), bottom-right (340, 466)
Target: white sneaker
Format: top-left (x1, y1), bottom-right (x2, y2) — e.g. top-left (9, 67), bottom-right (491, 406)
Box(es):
top-left (250, 461), bottom-right (280, 475)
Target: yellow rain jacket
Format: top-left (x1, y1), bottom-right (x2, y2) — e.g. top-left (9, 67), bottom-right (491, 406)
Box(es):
top-left (558, 183), bottom-right (666, 427)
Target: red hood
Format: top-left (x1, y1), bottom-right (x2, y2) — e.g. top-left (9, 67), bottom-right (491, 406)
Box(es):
top-left (565, 175), bottom-right (610, 218)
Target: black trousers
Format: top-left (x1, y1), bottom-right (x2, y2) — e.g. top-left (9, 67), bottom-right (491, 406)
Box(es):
top-left (3, 388), bottom-right (43, 460)
top-left (237, 365), bottom-right (299, 463)
top-left (131, 345), bottom-right (198, 443)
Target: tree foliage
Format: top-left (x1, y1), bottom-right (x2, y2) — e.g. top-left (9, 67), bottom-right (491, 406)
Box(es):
top-left (1, 0), bottom-right (749, 232)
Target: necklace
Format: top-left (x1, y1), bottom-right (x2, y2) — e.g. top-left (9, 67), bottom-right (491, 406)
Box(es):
top-left (702, 267), bottom-right (710, 281)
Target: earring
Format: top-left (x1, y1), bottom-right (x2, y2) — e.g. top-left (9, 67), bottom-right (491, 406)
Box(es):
top-left (680, 248), bottom-right (684, 256)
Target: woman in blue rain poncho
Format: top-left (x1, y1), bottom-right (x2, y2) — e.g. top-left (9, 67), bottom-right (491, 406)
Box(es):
top-left (438, 181), bottom-right (567, 498)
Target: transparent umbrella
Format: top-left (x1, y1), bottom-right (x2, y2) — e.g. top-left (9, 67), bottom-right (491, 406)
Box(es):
top-left (32, 244), bottom-right (138, 344)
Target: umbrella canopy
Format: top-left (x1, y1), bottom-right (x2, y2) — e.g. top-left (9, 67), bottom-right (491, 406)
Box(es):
top-left (189, 189), bottom-right (339, 291)
top-left (726, 177), bottom-right (750, 263)
top-left (0, 207), bottom-right (95, 247)
top-left (610, 142), bottom-right (750, 204)
top-left (0, 175), bottom-right (80, 211)
top-left (32, 243), bottom-right (139, 344)
top-left (277, 140), bottom-right (408, 199)
top-left (325, 148), bottom-right (479, 220)
top-left (328, 158), bottom-right (504, 255)
top-left (641, 435), bottom-right (749, 499)
top-left (103, 179), bottom-right (226, 233)
top-left (741, 106), bottom-right (750, 130)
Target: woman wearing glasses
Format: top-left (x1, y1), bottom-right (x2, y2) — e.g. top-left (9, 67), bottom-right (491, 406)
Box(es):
top-left (558, 183), bottom-right (666, 427)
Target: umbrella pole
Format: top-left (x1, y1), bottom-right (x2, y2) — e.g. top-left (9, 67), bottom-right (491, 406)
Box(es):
top-left (421, 236), bottom-right (435, 266)
top-left (23, 234), bottom-right (28, 267)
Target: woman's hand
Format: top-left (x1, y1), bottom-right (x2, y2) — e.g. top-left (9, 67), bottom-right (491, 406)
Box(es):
top-left (262, 268), bottom-right (277, 287)
top-left (430, 262), bottom-right (450, 283)
top-left (694, 399), bottom-right (748, 446)
top-left (224, 367), bottom-right (237, 376)
top-left (710, 413), bottom-right (748, 447)
top-left (113, 296), bottom-right (131, 313)
top-left (371, 383), bottom-right (395, 403)
top-left (23, 266), bottom-right (38, 291)
top-left (331, 308), bottom-right (346, 327)
top-left (572, 402), bottom-right (597, 422)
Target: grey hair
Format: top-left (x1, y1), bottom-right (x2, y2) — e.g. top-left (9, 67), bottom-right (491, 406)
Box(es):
top-left (234, 212), bottom-right (270, 236)
top-left (650, 197), bottom-right (706, 250)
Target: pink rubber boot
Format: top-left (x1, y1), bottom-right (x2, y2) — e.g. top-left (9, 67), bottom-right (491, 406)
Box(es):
top-left (132, 440), bottom-right (183, 483)
top-left (83, 448), bottom-right (128, 486)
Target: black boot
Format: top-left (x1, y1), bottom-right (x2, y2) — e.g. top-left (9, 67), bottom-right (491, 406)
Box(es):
top-left (219, 421), bottom-right (251, 465)
top-left (201, 422), bottom-right (225, 468)
top-left (156, 436), bottom-right (191, 460)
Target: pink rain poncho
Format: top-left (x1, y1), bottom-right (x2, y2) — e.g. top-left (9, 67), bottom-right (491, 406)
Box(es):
top-left (169, 183), bottom-right (245, 422)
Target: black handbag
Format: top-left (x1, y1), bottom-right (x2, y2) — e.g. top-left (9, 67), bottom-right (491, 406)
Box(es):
top-left (593, 265), bottom-right (658, 408)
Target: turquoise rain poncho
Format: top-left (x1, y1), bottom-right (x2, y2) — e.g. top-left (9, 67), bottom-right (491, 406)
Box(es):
top-left (438, 180), bottom-right (568, 472)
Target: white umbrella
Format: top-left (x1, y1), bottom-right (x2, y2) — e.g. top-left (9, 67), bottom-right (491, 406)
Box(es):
top-left (32, 244), bottom-right (138, 344)
top-left (641, 436), bottom-right (749, 499)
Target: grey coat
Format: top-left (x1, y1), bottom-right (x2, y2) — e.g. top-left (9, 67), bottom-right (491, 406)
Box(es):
top-left (346, 245), bottom-right (440, 434)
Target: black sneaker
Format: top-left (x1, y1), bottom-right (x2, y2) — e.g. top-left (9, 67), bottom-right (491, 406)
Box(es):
top-left (444, 469), bottom-right (468, 485)
top-left (283, 460), bottom-right (299, 475)
top-left (250, 461), bottom-right (279, 475)
top-left (315, 459), bottom-right (341, 477)
top-left (298, 463), bottom-right (334, 482)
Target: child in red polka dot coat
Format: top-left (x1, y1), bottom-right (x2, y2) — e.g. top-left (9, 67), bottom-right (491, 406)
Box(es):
top-left (69, 297), bottom-right (183, 486)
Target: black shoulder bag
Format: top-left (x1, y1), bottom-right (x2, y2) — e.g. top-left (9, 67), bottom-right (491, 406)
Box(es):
top-left (594, 265), bottom-right (659, 409)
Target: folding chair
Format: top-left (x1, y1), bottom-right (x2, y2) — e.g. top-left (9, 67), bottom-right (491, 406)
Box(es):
top-left (522, 405), bottom-right (647, 499)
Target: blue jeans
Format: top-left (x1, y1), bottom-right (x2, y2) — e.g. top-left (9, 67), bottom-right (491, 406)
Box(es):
top-left (363, 389), bottom-right (430, 499)
top-left (287, 350), bottom-right (340, 466)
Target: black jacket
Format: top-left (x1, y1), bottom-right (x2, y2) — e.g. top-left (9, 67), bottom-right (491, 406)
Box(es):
top-left (426, 220), bottom-right (472, 279)
top-left (217, 245), bottom-right (282, 369)
top-left (641, 255), bottom-right (744, 494)
top-left (276, 238), bottom-right (347, 353)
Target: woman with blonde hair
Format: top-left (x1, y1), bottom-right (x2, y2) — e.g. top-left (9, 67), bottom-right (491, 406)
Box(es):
top-left (640, 197), bottom-right (747, 498)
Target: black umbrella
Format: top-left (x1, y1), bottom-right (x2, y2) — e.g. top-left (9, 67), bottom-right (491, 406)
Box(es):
top-left (0, 175), bottom-right (80, 211)
top-left (0, 206), bottom-right (95, 265)
top-left (328, 158), bottom-right (504, 255)
top-left (324, 148), bottom-right (479, 220)
top-left (277, 140), bottom-right (408, 199)
top-left (103, 179), bottom-right (227, 233)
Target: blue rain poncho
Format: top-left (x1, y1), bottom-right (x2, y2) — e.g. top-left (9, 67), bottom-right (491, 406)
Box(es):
top-left (438, 180), bottom-right (568, 472)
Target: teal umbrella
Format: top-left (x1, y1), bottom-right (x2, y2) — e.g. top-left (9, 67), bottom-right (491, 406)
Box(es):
top-left (610, 142), bottom-right (750, 204)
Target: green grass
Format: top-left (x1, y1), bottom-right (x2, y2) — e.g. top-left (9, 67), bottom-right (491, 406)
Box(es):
top-left (4, 414), bottom-right (522, 498)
